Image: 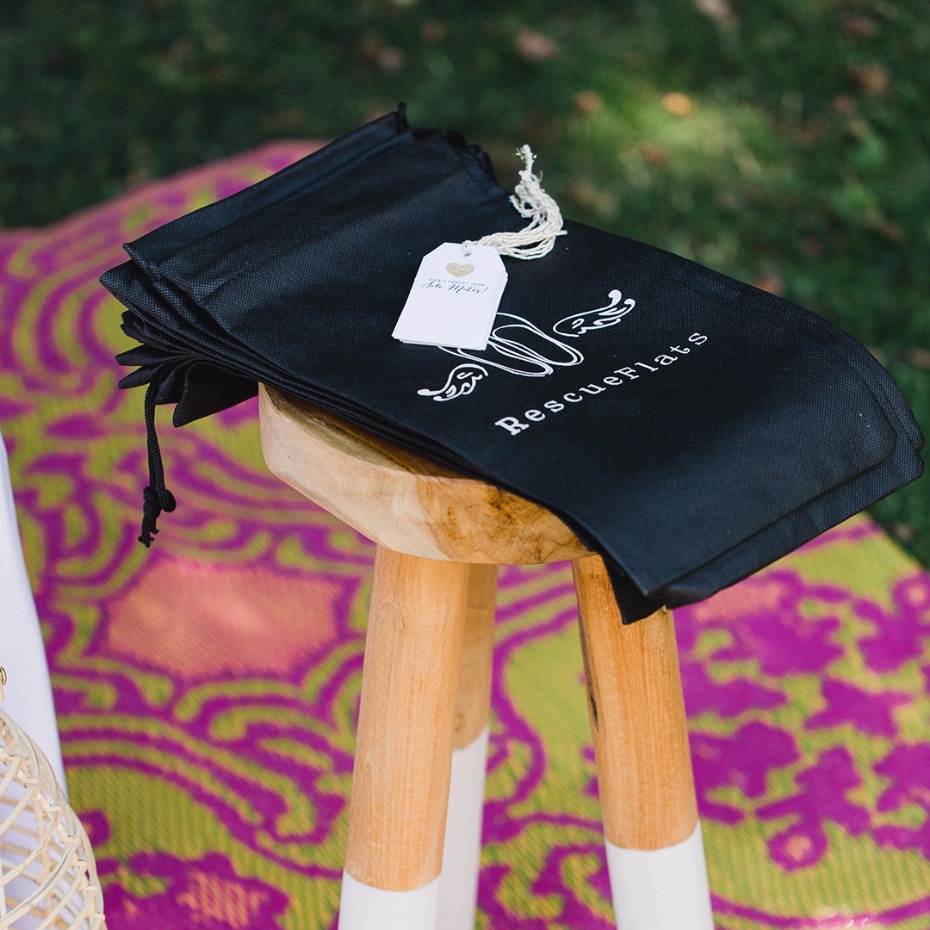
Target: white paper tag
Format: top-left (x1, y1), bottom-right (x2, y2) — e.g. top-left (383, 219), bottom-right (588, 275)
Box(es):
top-left (392, 243), bottom-right (508, 351)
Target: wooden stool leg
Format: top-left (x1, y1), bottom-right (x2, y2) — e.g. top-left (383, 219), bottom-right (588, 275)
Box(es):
top-left (438, 564), bottom-right (497, 930)
top-left (338, 547), bottom-right (470, 930)
top-left (572, 556), bottom-right (713, 930)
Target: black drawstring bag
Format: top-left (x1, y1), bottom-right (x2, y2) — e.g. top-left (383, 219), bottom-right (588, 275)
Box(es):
top-left (101, 110), bottom-right (924, 622)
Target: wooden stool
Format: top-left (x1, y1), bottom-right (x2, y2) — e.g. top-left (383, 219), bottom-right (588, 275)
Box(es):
top-left (258, 384), bottom-right (713, 930)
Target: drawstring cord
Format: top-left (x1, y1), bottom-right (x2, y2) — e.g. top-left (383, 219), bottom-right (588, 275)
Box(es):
top-left (140, 379), bottom-right (176, 546)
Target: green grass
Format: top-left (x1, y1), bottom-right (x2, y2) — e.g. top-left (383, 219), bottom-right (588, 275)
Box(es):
top-left (2, 0), bottom-right (927, 564)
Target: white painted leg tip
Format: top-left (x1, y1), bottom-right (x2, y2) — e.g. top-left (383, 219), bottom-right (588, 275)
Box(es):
top-left (606, 823), bottom-right (714, 930)
top-left (338, 872), bottom-right (440, 930)
top-left (438, 726), bottom-right (489, 930)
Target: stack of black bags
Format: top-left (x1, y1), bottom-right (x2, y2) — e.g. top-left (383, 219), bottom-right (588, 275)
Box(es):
top-left (101, 107), bottom-right (924, 622)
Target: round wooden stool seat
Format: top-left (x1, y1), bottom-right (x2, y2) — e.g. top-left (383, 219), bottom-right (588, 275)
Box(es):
top-left (259, 383), bottom-right (594, 564)
top-left (257, 381), bottom-right (713, 930)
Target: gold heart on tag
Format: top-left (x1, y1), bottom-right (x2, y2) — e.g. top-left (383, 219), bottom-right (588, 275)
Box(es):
top-left (446, 262), bottom-right (475, 277)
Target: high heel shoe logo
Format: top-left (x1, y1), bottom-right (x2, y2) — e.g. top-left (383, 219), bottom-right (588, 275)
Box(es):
top-left (417, 290), bottom-right (635, 402)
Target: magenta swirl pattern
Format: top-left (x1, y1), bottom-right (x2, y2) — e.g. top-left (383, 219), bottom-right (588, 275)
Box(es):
top-left (1, 145), bottom-right (928, 929)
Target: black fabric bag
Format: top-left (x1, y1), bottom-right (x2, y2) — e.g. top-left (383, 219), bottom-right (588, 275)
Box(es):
top-left (101, 110), bottom-right (924, 622)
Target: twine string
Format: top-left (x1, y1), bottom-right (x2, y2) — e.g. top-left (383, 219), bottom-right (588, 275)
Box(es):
top-left (463, 145), bottom-right (565, 260)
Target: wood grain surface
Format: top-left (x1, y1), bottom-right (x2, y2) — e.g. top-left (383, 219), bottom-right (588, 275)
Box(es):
top-left (344, 547), bottom-right (469, 891)
top-left (259, 384), bottom-right (593, 564)
top-left (453, 564), bottom-right (497, 750)
top-left (573, 554), bottom-right (698, 851)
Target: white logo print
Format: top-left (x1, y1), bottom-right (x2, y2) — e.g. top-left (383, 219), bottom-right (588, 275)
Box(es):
top-left (418, 290), bottom-right (634, 402)
top-left (552, 289), bottom-right (635, 338)
top-left (416, 363), bottom-right (488, 401)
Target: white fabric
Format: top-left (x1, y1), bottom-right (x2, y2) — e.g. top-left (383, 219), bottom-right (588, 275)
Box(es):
top-left (438, 726), bottom-right (489, 930)
top-left (339, 872), bottom-right (440, 930)
top-left (605, 822), bottom-right (714, 930)
top-left (0, 430), bottom-right (67, 792)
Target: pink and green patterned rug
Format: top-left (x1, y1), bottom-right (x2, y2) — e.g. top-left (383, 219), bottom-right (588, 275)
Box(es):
top-left (1, 144), bottom-right (929, 929)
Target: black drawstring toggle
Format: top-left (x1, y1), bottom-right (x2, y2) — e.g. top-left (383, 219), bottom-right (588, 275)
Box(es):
top-left (139, 484), bottom-right (177, 547)
top-left (139, 377), bottom-right (177, 547)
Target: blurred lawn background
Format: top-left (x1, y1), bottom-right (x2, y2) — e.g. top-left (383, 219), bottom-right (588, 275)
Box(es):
top-left (2, 0), bottom-right (927, 566)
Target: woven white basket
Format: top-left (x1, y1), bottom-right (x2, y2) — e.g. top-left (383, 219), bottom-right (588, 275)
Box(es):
top-left (0, 681), bottom-right (106, 929)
